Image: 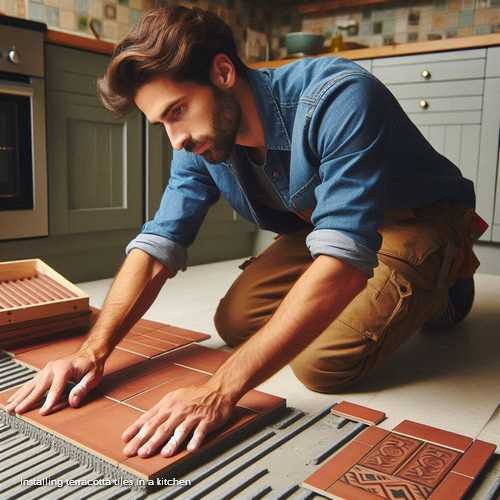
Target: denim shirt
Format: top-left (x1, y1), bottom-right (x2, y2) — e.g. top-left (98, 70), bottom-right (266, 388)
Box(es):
top-left (126, 56), bottom-right (475, 277)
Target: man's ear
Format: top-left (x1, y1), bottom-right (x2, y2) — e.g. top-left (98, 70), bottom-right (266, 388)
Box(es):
top-left (209, 53), bottom-right (237, 90)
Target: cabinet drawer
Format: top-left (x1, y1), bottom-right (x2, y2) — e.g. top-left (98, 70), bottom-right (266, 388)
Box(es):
top-left (408, 110), bottom-right (481, 125)
top-left (374, 58), bottom-right (485, 84)
top-left (372, 48), bottom-right (486, 66)
top-left (398, 95), bottom-right (482, 114)
top-left (387, 79), bottom-right (484, 99)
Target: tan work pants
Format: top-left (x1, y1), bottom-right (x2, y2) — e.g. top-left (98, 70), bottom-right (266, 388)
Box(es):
top-left (214, 202), bottom-right (479, 393)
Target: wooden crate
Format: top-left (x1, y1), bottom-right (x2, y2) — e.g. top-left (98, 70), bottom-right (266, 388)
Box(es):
top-left (0, 259), bottom-right (89, 327)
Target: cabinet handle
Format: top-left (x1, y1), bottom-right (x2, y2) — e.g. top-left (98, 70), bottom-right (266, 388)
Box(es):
top-left (419, 99), bottom-right (429, 109)
top-left (421, 69), bottom-right (431, 80)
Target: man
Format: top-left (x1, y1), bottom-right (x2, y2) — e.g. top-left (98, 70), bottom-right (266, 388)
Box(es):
top-left (6, 6), bottom-right (485, 459)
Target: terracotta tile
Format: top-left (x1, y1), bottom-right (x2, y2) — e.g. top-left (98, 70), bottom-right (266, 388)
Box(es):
top-left (21, 390), bottom-right (115, 434)
top-left (169, 343), bottom-right (232, 374)
top-left (120, 405), bottom-right (257, 480)
top-left (359, 433), bottom-right (423, 475)
top-left (0, 310), bottom-right (89, 335)
top-left (393, 420), bottom-right (473, 452)
top-left (327, 478), bottom-right (386, 499)
top-left (236, 389), bottom-right (286, 413)
top-left (428, 471), bottom-right (473, 499)
top-left (452, 439), bottom-right (497, 478)
top-left (102, 348), bottom-right (146, 376)
top-left (397, 442), bottom-right (461, 488)
top-left (0, 385), bottom-right (20, 406)
top-left (354, 426), bottom-right (390, 448)
top-left (133, 322), bottom-right (209, 343)
top-left (125, 333), bottom-right (183, 350)
top-left (340, 464), bottom-right (431, 499)
top-left (15, 335), bottom-right (86, 369)
top-left (331, 401), bottom-right (386, 426)
top-left (101, 359), bottom-right (189, 402)
top-left (302, 441), bottom-right (372, 492)
top-left (124, 370), bottom-right (210, 411)
top-left (116, 338), bottom-right (162, 358)
top-left (57, 401), bottom-right (143, 465)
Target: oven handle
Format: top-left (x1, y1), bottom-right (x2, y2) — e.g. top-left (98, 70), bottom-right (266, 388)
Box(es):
top-left (0, 84), bottom-right (34, 97)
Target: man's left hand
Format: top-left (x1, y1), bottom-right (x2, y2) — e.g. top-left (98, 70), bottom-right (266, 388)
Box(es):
top-left (121, 383), bottom-right (234, 458)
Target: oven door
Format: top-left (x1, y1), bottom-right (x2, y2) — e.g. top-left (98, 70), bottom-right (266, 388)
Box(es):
top-left (0, 78), bottom-right (48, 239)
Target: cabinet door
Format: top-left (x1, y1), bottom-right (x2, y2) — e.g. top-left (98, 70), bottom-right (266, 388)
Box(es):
top-left (353, 59), bottom-right (372, 72)
top-left (47, 90), bottom-right (143, 235)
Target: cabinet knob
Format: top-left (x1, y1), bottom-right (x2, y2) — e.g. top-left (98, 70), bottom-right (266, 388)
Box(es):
top-left (421, 69), bottom-right (431, 80)
top-left (7, 47), bottom-right (20, 64)
top-left (420, 99), bottom-right (429, 109)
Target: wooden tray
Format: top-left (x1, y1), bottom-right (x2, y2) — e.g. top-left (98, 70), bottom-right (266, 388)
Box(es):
top-left (0, 259), bottom-right (89, 327)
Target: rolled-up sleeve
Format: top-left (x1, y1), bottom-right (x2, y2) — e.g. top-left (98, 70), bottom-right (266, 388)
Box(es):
top-left (305, 73), bottom-right (390, 277)
top-left (126, 149), bottom-right (220, 277)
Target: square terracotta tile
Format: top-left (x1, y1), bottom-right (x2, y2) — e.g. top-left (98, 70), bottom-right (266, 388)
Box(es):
top-left (102, 348), bottom-right (146, 376)
top-left (120, 405), bottom-right (259, 480)
top-left (136, 321), bottom-right (210, 343)
top-left (169, 343), bottom-right (232, 374)
top-left (100, 358), bottom-right (190, 402)
top-left (331, 401), bottom-right (386, 426)
top-left (56, 401), bottom-right (143, 465)
top-left (451, 440), bottom-right (497, 479)
top-left (116, 338), bottom-right (162, 358)
top-left (393, 420), bottom-right (473, 452)
top-left (428, 471), bottom-right (473, 499)
top-left (123, 369), bottom-right (210, 411)
top-left (354, 426), bottom-right (390, 448)
top-left (125, 333), bottom-right (181, 350)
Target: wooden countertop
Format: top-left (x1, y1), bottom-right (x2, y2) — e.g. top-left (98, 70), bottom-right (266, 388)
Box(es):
top-left (46, 29), bottom-right (115, 55)
top-left (45, 28), bottom-right (500, 63)
top-left (251, 32), bottom-right (500, 68)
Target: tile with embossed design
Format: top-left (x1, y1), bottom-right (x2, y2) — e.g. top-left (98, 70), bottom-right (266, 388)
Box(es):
top-left (397, 442), bottom-right (460, 489)
top-left (359, 433), bottom-right (423, 475)
top-left (339, 464), bottom-right (432, 499)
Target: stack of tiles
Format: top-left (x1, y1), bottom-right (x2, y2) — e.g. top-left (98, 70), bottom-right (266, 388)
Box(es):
top-left (0, 259), bottom-right (90, 349)
top-left (0, 316), bottom-right (286, 486)
top-left (303, 419), bottom-right (497, 499)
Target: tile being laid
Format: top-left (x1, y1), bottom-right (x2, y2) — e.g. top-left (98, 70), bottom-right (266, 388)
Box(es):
top-left (331, 400), bottom-right (386, 426)
top-left (132, 322), bottom-right (210, 343)
top-left (165, 343), bottom-right (232, 374)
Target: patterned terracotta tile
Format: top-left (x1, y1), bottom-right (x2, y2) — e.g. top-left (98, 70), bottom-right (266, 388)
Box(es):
top-left (120, 406), bottom-right (258, 480)
top-left (354, 426), bottom-right (391, 448)
top-left (451, 440), bottom-right (497, 478)
top-left (397, 443), bottom-right (461, 488)
top-left (327, 478), bottom-right (386, 499)
top-left (340, 464), bottom-right (432, 499)
top-left (302, 441), bottom-right (372, 492)
top-left (331, 401), bottom-right (386, 426)
top-left (359, 433), bottom-right (423, 475)
top-left (428, 471), bottom-right (473, 499)
top-left (392, 420), bottom-right (473, 452)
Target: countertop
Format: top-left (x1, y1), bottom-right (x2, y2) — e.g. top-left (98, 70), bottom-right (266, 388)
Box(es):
top-left (44, 28), bottom-right (500, 64)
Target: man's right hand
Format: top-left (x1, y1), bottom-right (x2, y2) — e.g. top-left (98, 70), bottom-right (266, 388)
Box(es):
top-left (4, 347), bottom-right (105, 416)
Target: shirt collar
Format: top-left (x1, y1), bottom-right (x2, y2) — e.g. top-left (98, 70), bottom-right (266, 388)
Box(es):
top-left (244, 67), bottom-right (291, 151)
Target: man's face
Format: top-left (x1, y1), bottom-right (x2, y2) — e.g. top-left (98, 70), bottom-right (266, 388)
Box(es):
top-left (134, 76), bottom-right (241, 164)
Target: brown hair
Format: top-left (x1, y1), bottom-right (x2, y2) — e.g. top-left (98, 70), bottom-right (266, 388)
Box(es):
top-left (97, 5), bottom-right (248, 116)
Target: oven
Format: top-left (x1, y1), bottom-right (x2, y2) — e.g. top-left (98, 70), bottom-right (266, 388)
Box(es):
top-left (0, 17), bottom-right (48, 240)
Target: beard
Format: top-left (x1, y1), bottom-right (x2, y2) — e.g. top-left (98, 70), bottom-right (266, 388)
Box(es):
top-left (185, 85), bottom-right (241, 164)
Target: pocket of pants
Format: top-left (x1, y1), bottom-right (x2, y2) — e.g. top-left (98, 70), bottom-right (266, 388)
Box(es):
top-left (377, 220), bottom-right (445, 289)
top-left (337, 262), bottom-right (413, 345)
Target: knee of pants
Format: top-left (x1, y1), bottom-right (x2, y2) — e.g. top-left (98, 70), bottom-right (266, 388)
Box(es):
top-left (290, 351), bottom-right (367, 394)
top-left (214, 296), bottom-right (254, 348)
